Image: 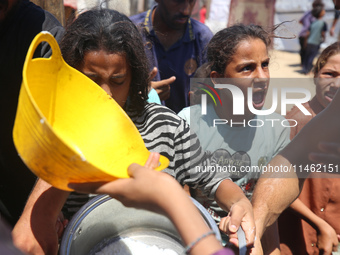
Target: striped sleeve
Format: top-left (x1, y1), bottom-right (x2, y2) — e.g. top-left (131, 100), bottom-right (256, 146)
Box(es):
top-left (171, 114), bottom-right (230, 199)
top-left (132, 104), bottom-right (230, 199)
top-left (63, 104), bottom-right (230, 219)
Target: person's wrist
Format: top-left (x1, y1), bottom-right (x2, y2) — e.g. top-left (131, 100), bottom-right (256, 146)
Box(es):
top-left (230, 197), bottom-right (253, 217)
top-left (185, 230), bottom-right (215, 254)
top-left (253, 216), bottom-right (266, 239)
top-left (315, 219), bottom-right (330, 234)
top-left (189, 234), bottom-right (222, 255)
top-left (153, 174), bottom-right (187, 216)
top-left (238, 197), bottom-right (252, 207)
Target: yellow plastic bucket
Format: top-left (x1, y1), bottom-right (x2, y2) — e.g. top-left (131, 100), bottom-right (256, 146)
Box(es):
top-left (13, 32), bottom-right (169, 191)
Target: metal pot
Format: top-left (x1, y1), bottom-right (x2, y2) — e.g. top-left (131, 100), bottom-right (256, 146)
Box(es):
top-left (60, 195), bottom-right (221, 255)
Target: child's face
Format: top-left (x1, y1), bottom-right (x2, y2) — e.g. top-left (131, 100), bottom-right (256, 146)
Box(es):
top-left (315, 53), bottom-right (340, 108)
top-left (223, 38), bottom-right (270, 111)
top-left (77, 50), bottom-right (131, 108)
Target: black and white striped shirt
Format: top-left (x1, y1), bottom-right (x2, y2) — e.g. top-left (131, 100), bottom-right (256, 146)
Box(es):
top-left (63, 103), bottom-right (228, 219)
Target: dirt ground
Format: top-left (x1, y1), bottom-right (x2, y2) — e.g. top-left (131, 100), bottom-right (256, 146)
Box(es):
top-left (270, 50), bottom-right (306, 78)
top-left (265, 50), bottom-right (316, 113)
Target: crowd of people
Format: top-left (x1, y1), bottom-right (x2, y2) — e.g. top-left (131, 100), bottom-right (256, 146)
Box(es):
top-left (1, 0), bottom-right (340, 255)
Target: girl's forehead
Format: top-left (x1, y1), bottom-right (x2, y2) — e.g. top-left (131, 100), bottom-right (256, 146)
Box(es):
top-left (233, 38), bottom-right (268, 55)
top-left (235, 37), bottom-right (267, 48)
top-left (322, 54), bottom-right (340, 66)
top-left (328, 52), bottom-right (340, 59)
top-left (84, 49), bottom-right (127, 59)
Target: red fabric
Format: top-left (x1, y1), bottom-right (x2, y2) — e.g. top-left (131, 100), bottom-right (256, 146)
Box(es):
top-left (200, 6), bottom-right (206, 24)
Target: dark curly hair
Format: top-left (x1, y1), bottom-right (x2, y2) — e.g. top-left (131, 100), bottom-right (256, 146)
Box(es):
top-left (60, 9), bottom-right (149, 115)
top-left (207, 23), bottom-right (275, 76)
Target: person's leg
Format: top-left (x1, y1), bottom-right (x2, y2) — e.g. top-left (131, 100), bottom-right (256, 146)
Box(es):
top-left (299, 36), bottom-right (306, 66)
top-left (302, 44), bottom-right (312, 74)
top-left (303, 44), bottom-right (319, 74)
top-left (307, 44), bottom-right (320, 73)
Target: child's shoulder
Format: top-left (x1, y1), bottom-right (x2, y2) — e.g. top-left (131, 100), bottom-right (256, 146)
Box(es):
top-left (132, 103), bottom-right (185, 126)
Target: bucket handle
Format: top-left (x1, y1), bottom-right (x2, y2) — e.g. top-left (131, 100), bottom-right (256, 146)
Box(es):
top-left (22, 32), bottom-right (63, 127)
top-left (24, 32), bottom-right (62, 71)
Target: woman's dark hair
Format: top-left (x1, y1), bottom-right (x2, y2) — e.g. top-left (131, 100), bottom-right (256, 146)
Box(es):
top-left (313, 41), bottom-right (340, 77)
top-left (60, 9), bottom-right (149, 114)
top-left (207, 23), bottom-right (275, 75)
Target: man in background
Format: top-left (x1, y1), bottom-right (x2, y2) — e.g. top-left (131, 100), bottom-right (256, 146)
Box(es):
top-left (130, 0), bottom-right (213, 113)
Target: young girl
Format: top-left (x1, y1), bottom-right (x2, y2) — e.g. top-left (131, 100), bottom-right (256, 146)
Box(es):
top-left (178, 24), bottom-right (291, 253)
top-left (279, 42), bottom-right (340, 255)
top-left (12, 9), bottom-right (254, 254)
top-left (58, 7), bottom-right (232, 221)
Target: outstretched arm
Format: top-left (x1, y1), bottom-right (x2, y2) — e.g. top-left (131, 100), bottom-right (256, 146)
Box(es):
top-left (289, 198), bottom-right (339, 254)
top-left (251, 89), bottom-right (340, 241)
top-left (330, 11), bottom-right (339, 36)
top-left (69, 152), bottom-right (228, 255)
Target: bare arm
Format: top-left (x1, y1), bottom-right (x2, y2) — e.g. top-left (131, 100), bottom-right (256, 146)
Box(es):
top-left (12, 179), bottom-right (70, 255)
top-left (251, 156), bottom-right (302, 239)
top-left (69, 153), bottom-right (224, 255)
top-left (321, 31), bottom-right (326, 42)
top-left (289, 198), bottom-right (338, 254)
top-left (251, 90), bottom-right (340, 240)
top-left (330, 18), bottom-right (338, 36)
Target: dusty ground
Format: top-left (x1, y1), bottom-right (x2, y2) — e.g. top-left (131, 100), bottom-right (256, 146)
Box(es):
top-left (270, 50), bottom-right (306, 78)
top-left (265, 50), bottom-right (316, 113)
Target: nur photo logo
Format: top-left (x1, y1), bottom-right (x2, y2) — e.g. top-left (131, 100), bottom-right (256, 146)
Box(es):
top-left (197, 82), bottom-right (222, 115)
top-left (191, 78), bottom-right (315, 128)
